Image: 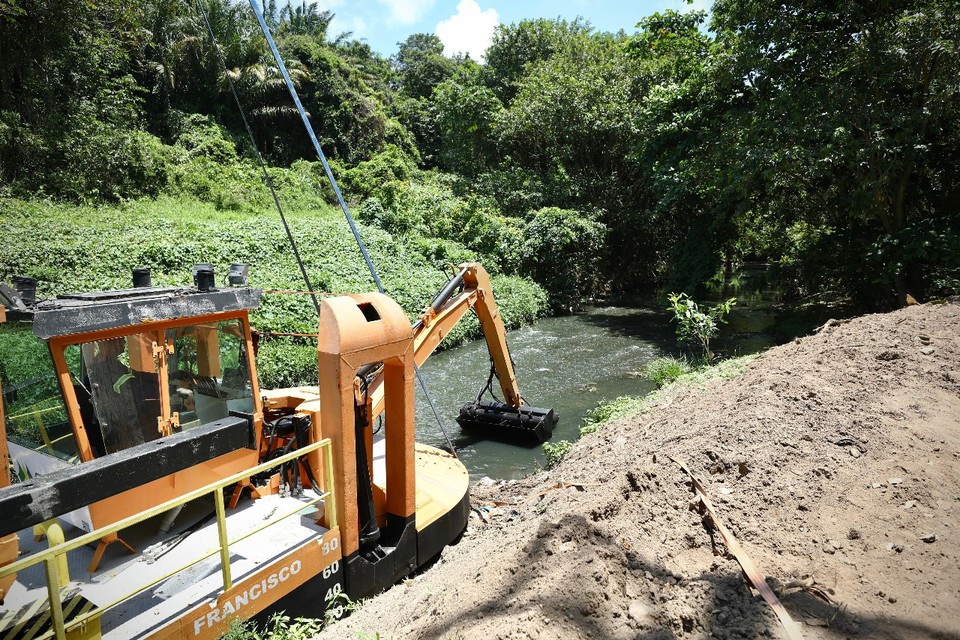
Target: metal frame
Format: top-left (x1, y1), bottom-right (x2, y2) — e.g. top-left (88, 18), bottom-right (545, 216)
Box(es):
top-left (0, 438), bottom-right (337, 640)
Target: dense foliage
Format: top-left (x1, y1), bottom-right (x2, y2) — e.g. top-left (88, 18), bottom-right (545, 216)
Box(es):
top-left (2, 0), bottom-right (958, 318)
top-left (0, 196), bottom-right (548, 388)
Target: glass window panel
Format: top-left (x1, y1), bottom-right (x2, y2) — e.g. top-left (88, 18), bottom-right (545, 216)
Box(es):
top-left (0, 323), bottom-right (78, 462)
top-left (167, 320), bottom-right (254, 430)
top-left (81, 334), bottom-right (162, 455)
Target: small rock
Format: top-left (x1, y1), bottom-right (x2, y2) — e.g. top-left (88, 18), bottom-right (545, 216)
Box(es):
top-left (477, 476), bottom-right (496, 488)
top-left (850, 447), bottom-right (861, 458)
top-left (919, 346), bottom-right (935, 356)
top-left (889, 477), bottom-right (903, 486)
top-left (876, 350), bottom-right (902, 361)
top-left (822, 545), bottom-right (836, 555)
top-left (920, 533), bottom-right (938, 543)
top-left (902, 500), bottom-right (917, 509)
top-left (847, 528), bottom-right (861, 540)
top-left (886, 542), bottom-right (904, 553)
top-left (888, 595), bottom-right (898, 604)
top-left (829, 539), bottom-right (844, 550)
top-left (871, 482), bottom-right (884, 489)
top-left (627, 601), bottom-right (653, 623)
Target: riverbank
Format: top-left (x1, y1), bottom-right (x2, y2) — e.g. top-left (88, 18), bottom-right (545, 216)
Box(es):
top-left (321, 299), bottom-right (960, 639)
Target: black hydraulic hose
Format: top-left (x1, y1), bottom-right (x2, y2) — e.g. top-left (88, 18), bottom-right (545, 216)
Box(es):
top-left (430, 268), bottom-right (467, 312)
top-left (353, 402), bottom-right (381, 552)
top-left (294, 414), bottom-right (322, 494)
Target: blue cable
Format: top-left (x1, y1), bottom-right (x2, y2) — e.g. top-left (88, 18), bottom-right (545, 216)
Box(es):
top-left (248, 0), bottom-right (384, 295)
top-left (247, 0), bottom-right (458, 456)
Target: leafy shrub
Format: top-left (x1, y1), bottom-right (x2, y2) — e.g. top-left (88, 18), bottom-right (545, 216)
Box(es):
top-left (171, 113), bottom-right (240, 164)
top-left (221, 613), bottom-right (323, 640)
top-left (666, 293), bottom-right (736, 362)
top-left (50, 122), bottom-right (172, 202)
top-left (521, 207), bottom-right (607, 312)
top-left (336, 145), bottom-right (419, 203)
top-left (542, 439), bottom-right (573, 469)
top-left (372, 175), bottom-right (526, 274)
top-left (645, 356), bottom-right (692, 388)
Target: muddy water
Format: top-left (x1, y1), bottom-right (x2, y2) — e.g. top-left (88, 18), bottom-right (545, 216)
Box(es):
top-left (412, 306), bottom-right (673, 480)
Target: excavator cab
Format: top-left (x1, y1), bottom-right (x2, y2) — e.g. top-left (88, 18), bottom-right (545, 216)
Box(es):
top-left (0, 278), bottom-right (263, 541)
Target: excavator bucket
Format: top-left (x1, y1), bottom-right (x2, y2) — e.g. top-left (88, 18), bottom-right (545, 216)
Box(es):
top-left (456, 401), bottom-right (558, 442)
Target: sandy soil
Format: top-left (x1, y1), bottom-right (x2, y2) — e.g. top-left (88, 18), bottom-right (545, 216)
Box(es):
top-left (320, 300), bottom-right (960, 640)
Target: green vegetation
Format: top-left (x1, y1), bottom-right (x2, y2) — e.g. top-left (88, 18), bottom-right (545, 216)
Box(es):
top-left (221, 613), bottom-right (323, 640)
top-left (2, 1), bottom-right (956, 315)
top-left (0, 196), bottom-right (547, 388)
top-left (644, 356), bottom-right (693, 388)
top-left (542, 439), bottom-right (574, 470)
top-left (666, 293), bottom-right (737, 362)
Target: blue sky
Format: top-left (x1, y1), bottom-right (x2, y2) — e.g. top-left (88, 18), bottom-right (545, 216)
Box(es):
top-left (309, 0), bottom-right (710, 59)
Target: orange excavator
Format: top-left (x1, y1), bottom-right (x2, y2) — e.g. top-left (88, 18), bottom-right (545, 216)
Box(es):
top-left (0, 262), bottom-right (555, 639)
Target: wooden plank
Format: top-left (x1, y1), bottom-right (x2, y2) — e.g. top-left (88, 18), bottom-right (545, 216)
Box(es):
top-left (0, 417), bottom-right (252, 537)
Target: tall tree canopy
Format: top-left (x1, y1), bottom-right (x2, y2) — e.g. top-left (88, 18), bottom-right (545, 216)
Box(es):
top-left (1, 1), bottom-right (957, 309)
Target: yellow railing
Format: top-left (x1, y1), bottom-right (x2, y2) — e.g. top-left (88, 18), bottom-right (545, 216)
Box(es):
top-left (8, 403), bottom-right (77, 461)
top-left (0, 438), bottom-right (338, 640)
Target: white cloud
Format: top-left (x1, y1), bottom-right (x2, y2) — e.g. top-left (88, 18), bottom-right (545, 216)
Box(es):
top-left (435, 0), bottom-right (499, 61)
top-left (377, 0), bottom-right (437, 25)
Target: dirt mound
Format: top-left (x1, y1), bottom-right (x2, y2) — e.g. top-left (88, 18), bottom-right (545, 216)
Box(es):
top-left (321, 301), bottom-right (960, 639)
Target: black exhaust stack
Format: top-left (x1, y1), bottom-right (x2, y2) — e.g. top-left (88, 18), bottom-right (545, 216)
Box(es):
top-left (456, 401), bottom-right (558, 442)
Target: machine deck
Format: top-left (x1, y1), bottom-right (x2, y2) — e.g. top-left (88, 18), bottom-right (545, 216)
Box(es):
top-left (0, 436), bottom-right (467, 639)
top-left (3, 490), bottom-right (331, 640)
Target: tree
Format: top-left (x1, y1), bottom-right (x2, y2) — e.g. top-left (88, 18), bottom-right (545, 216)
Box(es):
top-left (708, 0), bottom-right (960, 305)
top-left (392, 33), bottom-right (454, 100)
top-left (432, 62), bottom-right (502, 176)
top-left (484, 18), bottom-right (592, 102)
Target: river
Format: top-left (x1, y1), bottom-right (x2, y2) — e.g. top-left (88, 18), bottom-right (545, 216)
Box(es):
top-left (413, 305), bottom-right (678, 480)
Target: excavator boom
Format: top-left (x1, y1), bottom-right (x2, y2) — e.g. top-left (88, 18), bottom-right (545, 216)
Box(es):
top-left (365, 263), bottom-right (556, 442)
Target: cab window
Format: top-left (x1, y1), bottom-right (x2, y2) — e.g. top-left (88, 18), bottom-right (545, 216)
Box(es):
top-left (167, 320), bottom-right (254, 430)
top-left (0, 322), bottom-right (79, 463)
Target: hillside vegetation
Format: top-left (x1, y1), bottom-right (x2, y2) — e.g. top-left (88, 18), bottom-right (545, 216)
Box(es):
top-left (1, 1), bottom-right (957, 315)
top-left (0, 195), bottom-right (546, 388)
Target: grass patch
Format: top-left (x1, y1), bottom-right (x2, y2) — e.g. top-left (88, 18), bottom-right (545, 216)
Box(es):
top-left (580, 354), bottom-right (759, 437)
top-left (645, 356), bottom-right (693, 388)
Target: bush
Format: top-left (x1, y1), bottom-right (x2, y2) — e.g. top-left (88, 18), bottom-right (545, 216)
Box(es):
top-left (50, 121), bottom-right (173, 202)
top-left (336, 145), bottom-right (419, 203)
top-left (666, 292), bottom-right (736, 362)
top-left (645, 356), bottom-right (692, 388)
top-left (521, 207), bottom-right (607, 312)
top-left (542, 439), bottom-right (573, 469)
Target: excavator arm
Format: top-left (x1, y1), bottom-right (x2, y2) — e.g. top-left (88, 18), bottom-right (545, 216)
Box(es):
top-left (411, 263), bottom-right (521, 407)
top-left (364, 263), bottom-right (556, 441)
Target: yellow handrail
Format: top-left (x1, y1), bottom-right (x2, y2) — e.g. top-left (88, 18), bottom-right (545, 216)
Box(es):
top-left (0, 438), bottom-right (336, 640)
